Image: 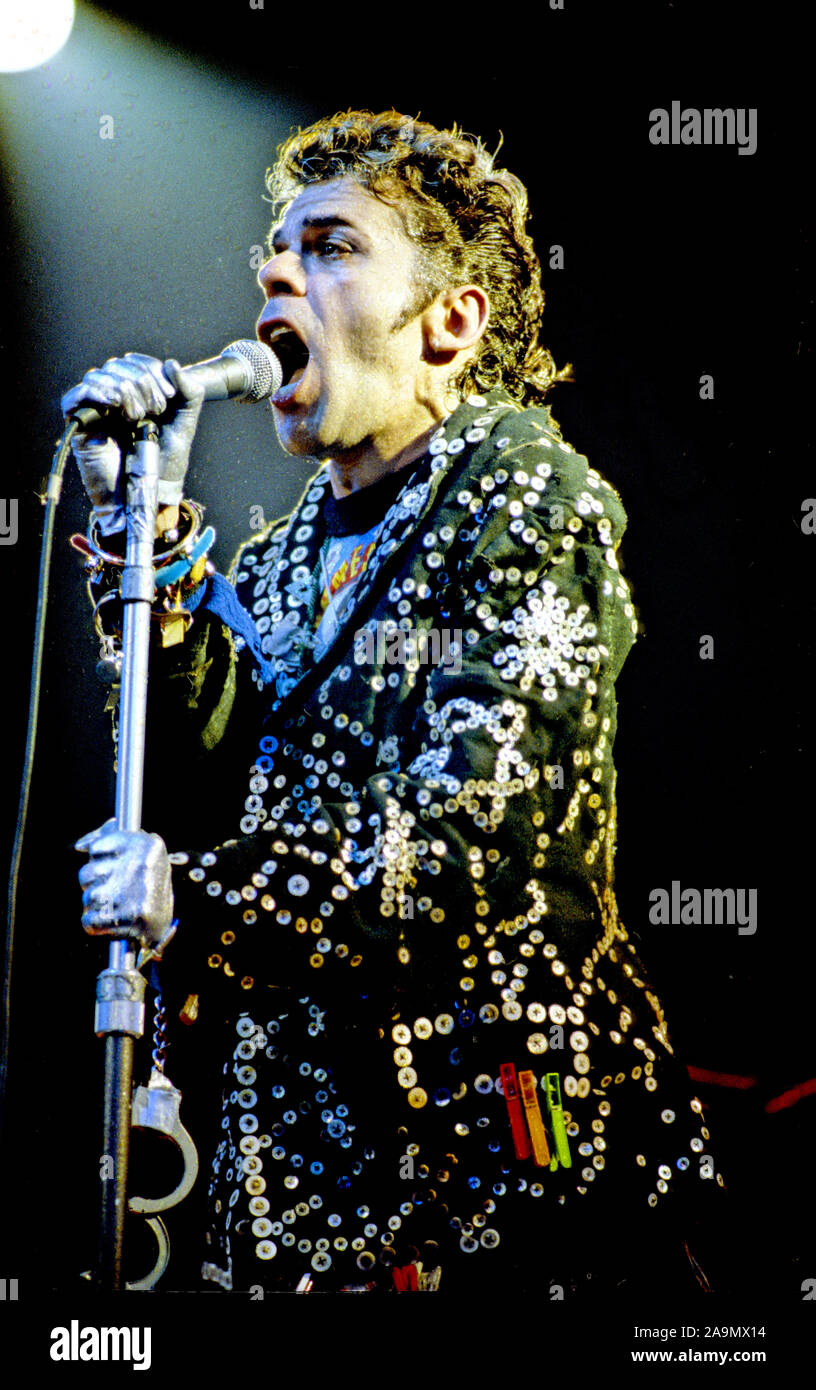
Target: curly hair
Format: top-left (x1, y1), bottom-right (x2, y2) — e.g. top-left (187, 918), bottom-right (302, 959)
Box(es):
top-left (264, 109), bottom-right (571, 407)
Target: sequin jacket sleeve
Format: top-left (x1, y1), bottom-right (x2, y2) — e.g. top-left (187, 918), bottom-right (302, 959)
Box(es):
top-left (165, 392), bottom-right (640, 1035)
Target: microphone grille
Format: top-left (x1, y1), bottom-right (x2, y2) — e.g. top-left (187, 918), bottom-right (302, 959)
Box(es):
top-left (222, 339), bottom-right (283, 401)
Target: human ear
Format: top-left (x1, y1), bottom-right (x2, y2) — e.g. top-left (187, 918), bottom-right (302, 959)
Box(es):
top-left (425, 285), bottom-right (490, 357)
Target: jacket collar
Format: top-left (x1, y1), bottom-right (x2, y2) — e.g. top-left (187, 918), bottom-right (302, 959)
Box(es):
top-left (258, 391), bottom-right (518, 708)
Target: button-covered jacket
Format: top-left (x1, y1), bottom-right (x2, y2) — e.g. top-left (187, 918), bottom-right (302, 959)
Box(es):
top-left (153, 389), bottom-right (718, 1291)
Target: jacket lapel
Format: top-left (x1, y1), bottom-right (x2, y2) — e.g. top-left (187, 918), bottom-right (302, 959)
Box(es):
top-left (260, 393), bottom-right (518, 709)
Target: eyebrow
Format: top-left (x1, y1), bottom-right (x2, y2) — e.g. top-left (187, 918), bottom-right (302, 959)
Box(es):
top-left (270, 215), bottom-right (358, 252)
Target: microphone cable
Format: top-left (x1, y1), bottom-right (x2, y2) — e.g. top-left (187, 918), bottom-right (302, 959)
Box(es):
top-left (1, 418), bottom-right (79, 1145)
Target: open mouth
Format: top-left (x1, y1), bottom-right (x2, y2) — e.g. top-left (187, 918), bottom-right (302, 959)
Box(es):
top-left (264, 328), bottom-right (310, 387)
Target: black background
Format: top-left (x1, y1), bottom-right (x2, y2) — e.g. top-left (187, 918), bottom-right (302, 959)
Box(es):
top-left (0, 0), bottom-right (812, 1371)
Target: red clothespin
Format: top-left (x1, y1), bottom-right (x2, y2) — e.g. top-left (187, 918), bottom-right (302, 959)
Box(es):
top-left (393, 1263), bottom-right (418, 1291)
top-left (500, 1062), bottom-right (532, 1160)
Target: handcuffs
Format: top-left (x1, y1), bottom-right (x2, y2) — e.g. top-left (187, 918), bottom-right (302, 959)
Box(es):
top-left (71, 498), bottom-right (216, 665)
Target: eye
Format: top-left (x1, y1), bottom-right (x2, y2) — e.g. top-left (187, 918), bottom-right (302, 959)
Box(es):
top-left (314, 238), bottom-right (351, 258)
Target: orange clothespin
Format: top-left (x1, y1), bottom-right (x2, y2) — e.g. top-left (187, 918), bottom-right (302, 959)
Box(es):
top-left (517, 1069), bottom-right (551, 1166)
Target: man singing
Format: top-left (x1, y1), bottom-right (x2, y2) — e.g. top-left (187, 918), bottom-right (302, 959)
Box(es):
top-left (62, 109), bottom-right (723, 1294)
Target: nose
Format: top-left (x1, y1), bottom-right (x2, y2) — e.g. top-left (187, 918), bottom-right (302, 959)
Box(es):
top-left (258, 248), bottom-right (307, 298)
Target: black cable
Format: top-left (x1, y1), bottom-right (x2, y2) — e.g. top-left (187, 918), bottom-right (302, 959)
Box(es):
top-left (1, 419), bottom-right (80, 1145)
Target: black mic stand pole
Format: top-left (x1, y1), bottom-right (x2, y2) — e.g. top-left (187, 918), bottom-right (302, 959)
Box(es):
top-left (93, 420), bottom-right (160, 1291)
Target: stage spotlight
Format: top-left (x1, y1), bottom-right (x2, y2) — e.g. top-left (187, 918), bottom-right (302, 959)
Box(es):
top-left (0, 0), bottom-right (75, 73)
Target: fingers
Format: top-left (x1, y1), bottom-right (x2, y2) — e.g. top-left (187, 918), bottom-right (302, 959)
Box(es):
top-left (75, 818), bottom-right (118, 853)
top-left (76, 822), bottom-right (133, 932)
top-left (79, 860), bottom-right (132, 934)
top-left (75, 824), bottom-right (173, 945)
top-left (80, 900), bottom-right (143, 942)
top-left (61, 368), bottom-right (123, 419)
top-left (81, 886), bottom-right (122, 929)
top-left (77, 859), bottom-right (107, 890)
top-left (61, 354), bottom-right (178, 423)
top-left (163, 358), bottom-right (205, 405)
top-left (75, 824), bottom-right (165, 868)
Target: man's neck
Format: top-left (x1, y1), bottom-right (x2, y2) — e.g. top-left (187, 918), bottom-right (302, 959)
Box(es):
top-left (326, 418), bottom-right (446, 498)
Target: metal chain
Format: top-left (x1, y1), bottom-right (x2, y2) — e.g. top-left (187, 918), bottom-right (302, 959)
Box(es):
top-left (151, 987), bottom-right (167, 1073)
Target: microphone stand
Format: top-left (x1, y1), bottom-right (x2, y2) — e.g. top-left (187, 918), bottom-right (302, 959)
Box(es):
top-left (93, 420), bottom-right (160, 1291)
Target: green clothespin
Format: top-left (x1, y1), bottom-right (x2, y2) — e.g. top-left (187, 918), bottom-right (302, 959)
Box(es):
top-left (544, 1073), bottom-right (572, 1170)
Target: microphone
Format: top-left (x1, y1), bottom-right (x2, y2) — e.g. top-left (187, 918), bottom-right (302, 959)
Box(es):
top-left (67, 340), bottom-right (283, 429)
